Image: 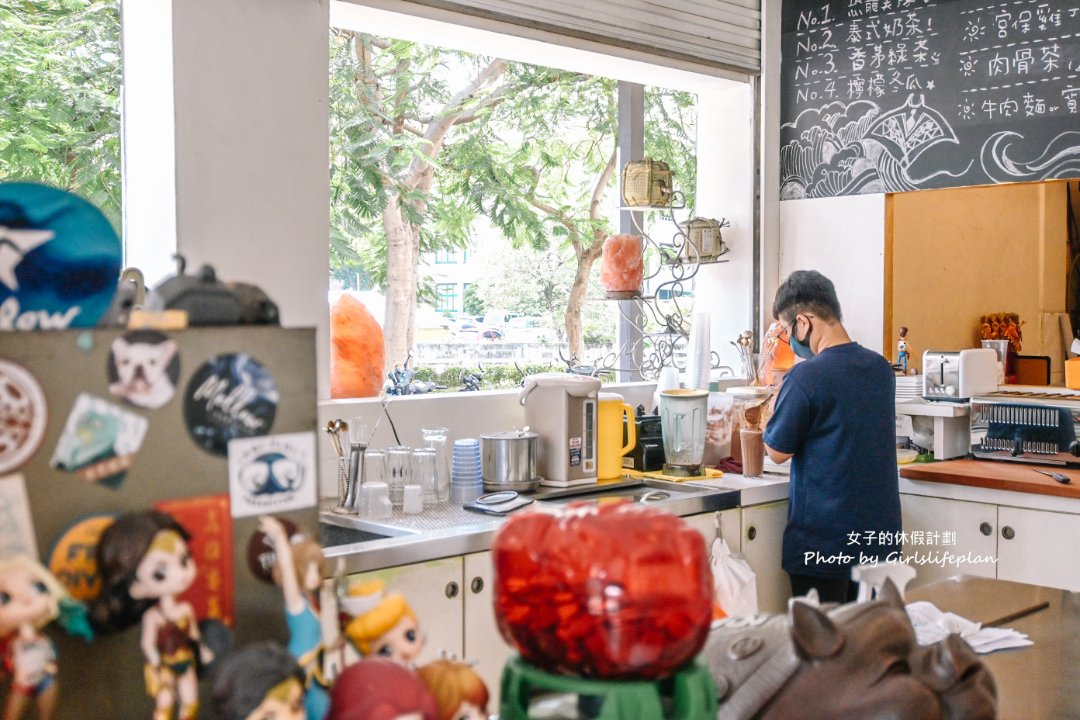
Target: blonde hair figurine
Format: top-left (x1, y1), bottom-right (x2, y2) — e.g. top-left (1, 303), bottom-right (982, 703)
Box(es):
top-left (0, 555), bottom-right (93, 720)
top-left (342, 580), bottom-right (424, 665)
top-left (416, 659), bottom-right (490, 720)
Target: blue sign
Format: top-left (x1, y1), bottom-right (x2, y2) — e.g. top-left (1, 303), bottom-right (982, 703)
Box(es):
top-left (0, 182), bottom-right (121, 330)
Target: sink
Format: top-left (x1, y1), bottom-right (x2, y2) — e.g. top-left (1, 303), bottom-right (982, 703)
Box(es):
top-left (318, 509), bottom-right (420, 547)
top-left (531, 478), bottom-right (737, 514)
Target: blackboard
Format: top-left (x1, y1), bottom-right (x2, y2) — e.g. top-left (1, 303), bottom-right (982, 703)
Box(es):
top-left (780, 0), bottom-right (1080, 198)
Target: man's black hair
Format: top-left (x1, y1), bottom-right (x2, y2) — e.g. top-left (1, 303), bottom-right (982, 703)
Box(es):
top-left (772, 270), bottom-right (843, 322)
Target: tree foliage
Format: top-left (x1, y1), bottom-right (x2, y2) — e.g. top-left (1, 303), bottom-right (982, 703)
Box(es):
top-left (0, 0), bottom-right (121, 228)
top-left (329, 30), bottom-right (698, 367)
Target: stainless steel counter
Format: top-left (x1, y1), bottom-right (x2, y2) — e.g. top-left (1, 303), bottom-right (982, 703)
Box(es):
top-left (907, 576), bottom-right (1080, 719)
top-left (321, 478), bottom-right (742, 573)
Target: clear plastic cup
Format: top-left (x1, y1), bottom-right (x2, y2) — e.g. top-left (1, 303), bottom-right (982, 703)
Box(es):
top-left (386, 446), bottom-right (411, 507)
top-left (412, 447), bottom-right (439, 505)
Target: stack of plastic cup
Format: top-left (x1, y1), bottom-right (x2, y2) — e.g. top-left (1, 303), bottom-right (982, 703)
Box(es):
top-left (451, 438), bottom-right (483, 504)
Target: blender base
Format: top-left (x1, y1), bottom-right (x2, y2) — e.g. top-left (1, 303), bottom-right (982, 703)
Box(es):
top-left (662, 463), bottom-right (704, 478)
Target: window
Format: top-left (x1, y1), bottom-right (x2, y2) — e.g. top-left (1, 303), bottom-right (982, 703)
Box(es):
top-left (329, 6), bottom-right (753, 385)
top-left (435, 283), bottom-right (458, 313)
top-left (0, 1), bottom-right (122, 229)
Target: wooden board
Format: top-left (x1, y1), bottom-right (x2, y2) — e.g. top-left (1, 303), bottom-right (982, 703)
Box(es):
top-left (900, 458), bottom-right (1080, 499)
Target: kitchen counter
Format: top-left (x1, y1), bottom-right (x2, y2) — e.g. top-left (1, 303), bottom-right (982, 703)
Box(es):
top-left (906, 576), bottom-right (1080, 719)
top-left (900, 458), bottom-right (1080, 499)
top-left (321, 477), bottom-right (747, 574)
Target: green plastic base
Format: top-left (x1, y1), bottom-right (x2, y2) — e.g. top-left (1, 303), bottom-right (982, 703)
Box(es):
top-left (499, 656), bottom-right (718, 720)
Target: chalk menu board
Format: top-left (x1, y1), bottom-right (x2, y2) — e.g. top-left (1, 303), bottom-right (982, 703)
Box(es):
top-left (780, 0), bottom-right (1080, 198)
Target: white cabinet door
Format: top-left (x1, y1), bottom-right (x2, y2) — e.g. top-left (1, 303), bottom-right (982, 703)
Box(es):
top-left (345, 556), bottom-right (464, 666)
top-left (997, 506), bottom-right (1080, 591)
top-left (900, 494), bottom-right (998, 588)
top-left (463, 551), bottom-right (513, 710)
top-left (681, 508), bottom-right (743, 554)
top-left (741, 501), bottom-right (790, 613)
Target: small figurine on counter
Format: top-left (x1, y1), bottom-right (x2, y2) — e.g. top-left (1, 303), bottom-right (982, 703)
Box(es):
top-left (258, 515), bottom-right (331, 720)
top-left (416, 660), bottom-right (489, 720)
top-left (90, 510), bottom-right (213, 720)
top-left (210, 641), bottom-right (305, 720)
top-left (342, 580), bottom-right (424, 666)
top-left (896, 326), bottom-right (911, 374)
top-left (0, 556), bottom-right (93, 720)
top-left (326, 658), bottom-right (438, 720)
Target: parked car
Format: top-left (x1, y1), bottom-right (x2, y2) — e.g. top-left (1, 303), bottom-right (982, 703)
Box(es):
top-left (479, 327), bottom-right (504, 341)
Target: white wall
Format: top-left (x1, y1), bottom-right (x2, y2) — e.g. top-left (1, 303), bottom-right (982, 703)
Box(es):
top-left (778, 194), bottom-right (886, 353)
top-left (123, 0), bottom-right (332, 398)
top-left (695, 84), bottom-right (755, 373)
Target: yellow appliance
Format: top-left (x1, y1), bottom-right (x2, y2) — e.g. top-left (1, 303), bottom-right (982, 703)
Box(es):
top-left (597, 392), bottom-right (637, 480)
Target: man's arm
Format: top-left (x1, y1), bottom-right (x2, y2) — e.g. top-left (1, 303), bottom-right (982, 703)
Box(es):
top-left (764, 443), bottom-right (792, 464)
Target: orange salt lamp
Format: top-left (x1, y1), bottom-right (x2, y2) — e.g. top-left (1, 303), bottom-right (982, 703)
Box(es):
top-left (600, 234), bottom-right (644, 298)
top-left (331, 294), bottom-right (385, 398)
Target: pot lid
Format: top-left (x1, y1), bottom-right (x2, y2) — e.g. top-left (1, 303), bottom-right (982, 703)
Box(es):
top-left (481, 430), bottom-right (538, 440)
top-left (726, 385), bottom-right (773, 396)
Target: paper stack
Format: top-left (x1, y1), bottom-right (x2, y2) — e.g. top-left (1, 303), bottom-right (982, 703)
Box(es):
top-left (905, 601), bottom-right (1033, 653)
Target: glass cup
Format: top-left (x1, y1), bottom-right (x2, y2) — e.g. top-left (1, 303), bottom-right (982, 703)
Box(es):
top-left (740, 428), bottom-right (765, 478)
top-left (422, 427), bottom-right (451, 503)
top-left (362, 482), bottom-right (392, 519)
top-left (364, 450), bottom-right (386, 486)
top-left (412, 447), bottom-right (439, 505)
top-left (386, 446), bottom-right (412, 507)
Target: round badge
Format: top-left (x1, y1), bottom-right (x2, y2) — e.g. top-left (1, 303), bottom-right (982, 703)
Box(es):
top-left (0, 359), bottom-right (48, 475)
top-left (184, 353), bottom-right (278, 455)
top-left (245, 516), bottom-right (301, 585)
top-left (106, 330), bottom-right (181, 409)
top-left (47, 513), bottom-right (116, 602)
top-left (0, 182), bottom-right (121, 330)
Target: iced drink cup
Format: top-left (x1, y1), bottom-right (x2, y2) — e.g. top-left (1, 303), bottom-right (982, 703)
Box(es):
top-left (740, 428), bottom-right (765, 478)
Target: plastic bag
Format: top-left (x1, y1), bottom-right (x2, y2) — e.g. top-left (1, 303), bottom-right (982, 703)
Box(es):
top-left (711, 536), bottom-right (758, 619)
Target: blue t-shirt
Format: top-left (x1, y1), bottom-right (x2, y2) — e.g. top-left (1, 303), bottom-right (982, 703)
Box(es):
top-left (763, 342), bottom-right (901, 577)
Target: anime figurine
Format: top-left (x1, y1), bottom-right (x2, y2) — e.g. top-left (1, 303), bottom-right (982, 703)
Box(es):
top-left (326, 658), bottom-right (438, 720)
top-left (342, 580), bottom-right (424, 666)
top-left (258, 515), bottom-right (330, 720)
top-left (0, 556), bottom-right (92, 720)
top-left (416, 660), bottom-right (489, 720)
top-left (90, 510), bottom-right (213, 720)
top-left (211, 641), bottom-right (305, 720)
top-left (897, 326), bottom-right (911, 374)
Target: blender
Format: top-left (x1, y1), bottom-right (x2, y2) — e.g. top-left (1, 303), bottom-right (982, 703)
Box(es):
top-left (659, 389), bottom-right (709, 477)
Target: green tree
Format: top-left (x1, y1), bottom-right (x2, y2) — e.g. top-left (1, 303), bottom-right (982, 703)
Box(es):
top-left (0, 0), bottom-right (122, 228)
top-left (461, 282), bottom-right (483, 316)
top-left (330, 32), bottom-right (697, 368)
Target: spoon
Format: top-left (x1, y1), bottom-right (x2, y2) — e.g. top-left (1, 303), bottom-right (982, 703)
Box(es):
top-left (1032, 468), bottom-right (1072, 484)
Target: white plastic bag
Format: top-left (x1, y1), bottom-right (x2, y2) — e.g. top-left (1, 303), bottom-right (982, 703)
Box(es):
top-left (711, 536), bottom-right (758, 618)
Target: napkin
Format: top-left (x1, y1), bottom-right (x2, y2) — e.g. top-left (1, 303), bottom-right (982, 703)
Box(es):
top-left (905, 601), bottom-right (1033, 653)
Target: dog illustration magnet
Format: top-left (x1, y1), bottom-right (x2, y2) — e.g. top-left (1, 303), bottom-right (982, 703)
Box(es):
top-left (106, 329), bottom-right (181, 409)
top-left (0, 359), bottom-right (48, 475)
top-left (184, 353), bottom-right (278, 456)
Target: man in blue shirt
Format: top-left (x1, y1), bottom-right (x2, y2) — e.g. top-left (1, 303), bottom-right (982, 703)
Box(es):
top-left (763, 270), bottom-right (901, 603)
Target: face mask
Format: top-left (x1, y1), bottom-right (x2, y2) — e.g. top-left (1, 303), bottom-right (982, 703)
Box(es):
top-left (789, 317), bottom-right (815, 360)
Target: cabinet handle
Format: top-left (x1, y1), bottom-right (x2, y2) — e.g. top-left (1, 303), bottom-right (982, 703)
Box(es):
top-left (470, 577), bottom-right (485, 594)
top-left (445, 581), bottom-right (460, 599)
top-left (747, 526), bottom-right (757, 541)
top-left (979, 522), bottom-right (993, 536)
top-left (1001, 526), bottom-right (1015, 540)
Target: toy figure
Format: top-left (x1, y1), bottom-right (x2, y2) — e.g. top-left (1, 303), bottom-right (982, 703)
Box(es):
top-left (0, 556), bottom-right (92, 720)
top-left (326, 658), bottom-right (438, 720)
top-left (416, 660), bottom-right (489, 720)
top-left (896, 326), bottom-right (911, 374)
top-left (90, 510), bottom-right (213, 720)
top-left (258, 515), bottom-right (331, 720)
top-left (211, 641), bottom-right (305, 720)
top-left (342, 580), bottom-right (424, 666)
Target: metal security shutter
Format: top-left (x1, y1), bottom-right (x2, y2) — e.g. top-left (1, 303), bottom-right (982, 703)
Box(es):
top-left (389, 0), bottom-right (761, 74)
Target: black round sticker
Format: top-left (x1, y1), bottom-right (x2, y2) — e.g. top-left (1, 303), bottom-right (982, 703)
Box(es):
top-left (183, 353), bottom-right (278, 455)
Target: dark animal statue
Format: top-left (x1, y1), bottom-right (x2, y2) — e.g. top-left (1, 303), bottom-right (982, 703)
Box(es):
top-left (704, 581), bottom-right (997, 720)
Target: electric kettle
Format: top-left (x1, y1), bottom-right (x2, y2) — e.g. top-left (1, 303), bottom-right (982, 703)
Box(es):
top-left (519, 373), bottom-right (601, 487)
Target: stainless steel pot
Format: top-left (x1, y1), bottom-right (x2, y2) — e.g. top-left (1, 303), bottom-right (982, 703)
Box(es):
top-left (481, 430), bottom-right (539, 491)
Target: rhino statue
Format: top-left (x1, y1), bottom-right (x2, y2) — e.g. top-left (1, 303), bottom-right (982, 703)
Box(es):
top-left (704, 581), bottom-right (997, 720)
